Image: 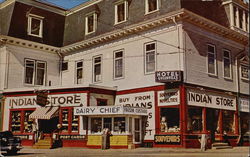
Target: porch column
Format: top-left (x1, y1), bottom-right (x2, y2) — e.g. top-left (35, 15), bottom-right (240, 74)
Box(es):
top-left (236, 7), bottom-right (240, 28)
top-left (229, 3), bottom-right (234, 28)
top-left (242, 10), bottom-right (246, 31)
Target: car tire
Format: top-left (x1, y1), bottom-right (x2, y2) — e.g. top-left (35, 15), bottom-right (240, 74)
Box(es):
top-left (7, 150), bottom-right (18, 155)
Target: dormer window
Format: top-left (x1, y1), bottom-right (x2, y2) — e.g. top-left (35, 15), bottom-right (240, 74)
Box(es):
top-left (145, 0), bottom-right (159, 14)
top-left (115, 0), bottom-right (128, 24)
top-left (85, 12), bottom-right (97, 35)
top-left (27, 14), bottom-right (44, 38)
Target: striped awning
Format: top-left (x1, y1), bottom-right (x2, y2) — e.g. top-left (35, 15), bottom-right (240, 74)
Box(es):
top-left (29, 106), bottom-right (59, 119)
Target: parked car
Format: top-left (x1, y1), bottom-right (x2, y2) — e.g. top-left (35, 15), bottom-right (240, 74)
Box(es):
top-left (0, 131), bottom-right (22, 155)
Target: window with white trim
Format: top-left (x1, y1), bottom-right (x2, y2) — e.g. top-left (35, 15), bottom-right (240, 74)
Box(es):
top-left (24, 59), bottom-right (46, 86)
top-left (240, 64), bottom-right (249, 80)
top-left (145, 0), bottom-right (159, 14)
top-left (145, 42), bottom-right (156, 74)
top-left (85, 12), bottom-right (97, 35)
top-left (223, 50), bottom-right (232, 79)
top-left (76, 60), bottom-right (83, 84)
top-left (93, 55), bottom-right (102, 82)
top-left (27, 14), bottom-right (44, 38)
top-left (115, 0), bottom-right (128, 24)
top-left (114, 50), bottom-right (124, 79)
top-left (207, 44), bottom-right (217, 75)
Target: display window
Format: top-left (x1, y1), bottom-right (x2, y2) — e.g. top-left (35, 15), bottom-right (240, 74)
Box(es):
top-left (187, 107), bottom-right (202, 132)
top-left (223, 110), bottom-right (235, 134)
top-left (89, 117), bottom-right (128, 134)
top-left (240, 112), bottom-right (250, 135)
top-left (60, 107), bottom-right (79, 134)
top-left (114, 117), bottom-right (125, 133)
top-left (10, 109), bottom-right (35, 134)
top-left (160, 108), bottom-right (180, 133)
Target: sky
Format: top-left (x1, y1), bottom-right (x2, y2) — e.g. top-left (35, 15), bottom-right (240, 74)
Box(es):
top-left (0, 0), bottom-right (249, 9)
top-left (0, 0), bottom-right (89, 9)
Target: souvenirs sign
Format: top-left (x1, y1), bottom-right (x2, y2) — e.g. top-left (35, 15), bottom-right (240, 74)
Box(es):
top-left (158, 89), bottom-right (180, 106)
top-left (187, 89), bottom-right (236, 111)
top-left (239, 98), bottom-right (249, 113)
top-left (154, 134), bottom-right (181, 145)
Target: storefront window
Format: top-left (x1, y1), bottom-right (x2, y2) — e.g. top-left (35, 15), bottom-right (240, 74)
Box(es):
top-left (160, 108), bottom-right (180, 133)
top-left (240, 112), bottom-right (250, 135)
top-left (223, 110), bottom-right (235, 133)
top-left (114, 117), bottom-right (125, 133)
top-left (91, 118), bottom-right (102, 133)
top-left (62, 109), bottom-right (69, 132)
top-left (61, 108), bottom-right (79, 133)
top-left (24, 111), bottom-right (33, 133)
top-left (104, 118), bottom-right (112, 131)
top-left (11, 111), bottom-right (21, 133)
top-left (188, 107), bottom-right (202, 132)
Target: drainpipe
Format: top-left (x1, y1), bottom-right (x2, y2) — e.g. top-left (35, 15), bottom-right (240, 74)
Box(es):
top-left (235, 47), bottom-right (246, 136)
top-left (56, 49), bottom-right (63, 86)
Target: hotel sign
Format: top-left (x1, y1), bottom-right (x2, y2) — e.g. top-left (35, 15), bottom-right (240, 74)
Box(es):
top-left (154, 134), bottom-right (181, 145)
top-left (155, 71), bottom-right (182, 83)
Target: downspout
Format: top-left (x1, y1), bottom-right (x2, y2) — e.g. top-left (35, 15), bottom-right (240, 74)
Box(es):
top-left (235, 47), bottom-right (246, 136)
top-left (56, 49), bottom-right (63, 86)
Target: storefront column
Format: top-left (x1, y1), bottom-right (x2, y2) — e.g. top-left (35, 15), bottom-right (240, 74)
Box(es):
top-left (202, 108), bottom-right (206, 133)
top-left (180, 84), bottom-right (187, 147)
top-left (234, 111), bottom-right (239, 135)
top-left (218, 110), bottom-right (223, 140)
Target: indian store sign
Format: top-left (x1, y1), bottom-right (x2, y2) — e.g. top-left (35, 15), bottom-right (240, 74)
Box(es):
top-left (187, 89), bottom-right (236, 111)
top-left (115, 91), bottom-right (155, 141)
top-left (239, 98), bottom-right (249, 113)
top-left (74, 105), bottom-right (148, 116)
top-left (6, 93), bottom-right (87, 109)
top-left (158, 89), bottom-right (180, 106)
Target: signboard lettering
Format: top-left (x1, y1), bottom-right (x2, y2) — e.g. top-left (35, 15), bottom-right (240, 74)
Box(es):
top-left (7, 93), bottom-right (87, 109)
top-left (115, 92), bottom-right (155, 140)
top-left (239, 98), bottom-right (249, 113)
top-left (158, 89), bottom-right (180, 106)
top-left (154, 135), bottom-right (181, 145)
top-left (155, 71), bottom-right (182, 82)
top-left (187, 89), bottom-right (236, 111)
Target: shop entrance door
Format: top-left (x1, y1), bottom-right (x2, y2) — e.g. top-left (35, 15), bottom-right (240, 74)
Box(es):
top-left (134, 118), bottom-right (141, 143)
top-left (206, 109), bottom-right (219, 142)
top-left (38, 116), bottom-right (59, 138)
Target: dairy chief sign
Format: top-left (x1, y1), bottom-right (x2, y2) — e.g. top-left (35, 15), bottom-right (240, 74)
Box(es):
top-left (187, 89), bottom-right (236, 111)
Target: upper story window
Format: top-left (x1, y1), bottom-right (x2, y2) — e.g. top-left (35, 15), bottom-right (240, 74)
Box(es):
top-left (25, 59), bottom-right (46, 86)
top-left (93, 55), bottom-right (102, 83)
top-left (85, 12), bottom-right (97, 35)
top-left (145, 42), bottom-right (156, 74)
top-left (114, 50), bottom-right (124, 79)
top-left (115, 0), bottom-right (128, 24)
top-left (27, 14), bottom-right (44, 38)
top-left (76, 60), bottom-right (83, 84)
top-left (207, 44), bottom-right (217, 76)
top-left (62, 61), bottom-right (68, 71)
top-left (240, 64), bottom-right (249, 81)
top-left (145, 0), bottom-right (159, 14)
top-left (223, 50), bottom-right (232, 79)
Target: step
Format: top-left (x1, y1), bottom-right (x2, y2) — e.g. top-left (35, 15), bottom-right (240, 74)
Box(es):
top-left (33, 145), bottom-right (51, 149)
top-left (212, 145), bottom-right (232, 149)
top-left (212, 142), bottom-right (229, 147)
top-left (36, 140), bottom-right (51, 144)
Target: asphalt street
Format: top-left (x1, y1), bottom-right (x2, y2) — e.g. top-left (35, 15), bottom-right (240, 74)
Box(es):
top-left (1, 146), bottom-right (249, 157)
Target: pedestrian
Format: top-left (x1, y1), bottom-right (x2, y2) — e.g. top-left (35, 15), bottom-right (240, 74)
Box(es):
top-left (199, 134), bottom-right (208, 151)
top-left (32, 120), bottom-right (38, 142)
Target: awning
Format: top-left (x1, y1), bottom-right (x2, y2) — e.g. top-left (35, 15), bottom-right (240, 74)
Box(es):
top-left (29, 106), bottom-right (59, 119)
